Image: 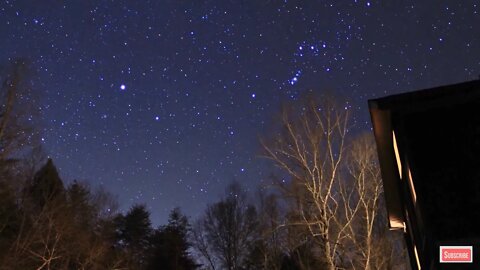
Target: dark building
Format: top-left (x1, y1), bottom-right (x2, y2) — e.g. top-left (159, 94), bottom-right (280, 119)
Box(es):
top-left (369, 80), bottom-right (480, 270)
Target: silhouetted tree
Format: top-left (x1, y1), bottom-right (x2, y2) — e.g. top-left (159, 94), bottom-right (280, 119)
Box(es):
top-left (193, 182), bottom-right (259, 270)
top-left (28, 158), bottom-right (65, 208)
top-left (147, 208), bottom-right (198, 270)
top-left (3, 159), bottom-right (68, 269)
top-left (115, 204), bottom-right (152, 269)
top-left (243, 191), bottom-right (285, 270)
top-left (67, 181), bottom-right (96, 228)
top-left (63, 181), bottom-right (115, 269)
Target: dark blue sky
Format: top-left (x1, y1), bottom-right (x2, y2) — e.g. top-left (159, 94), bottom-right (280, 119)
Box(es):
top-left (1, 0), bottom-right (479, 225)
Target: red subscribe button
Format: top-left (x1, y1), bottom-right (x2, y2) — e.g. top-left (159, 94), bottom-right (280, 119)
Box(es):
top-left (440, 246), bottom-right (473, 263)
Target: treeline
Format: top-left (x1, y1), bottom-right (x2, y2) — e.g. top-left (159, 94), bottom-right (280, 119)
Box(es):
top-left (1, 157), bottom-right (197, 269)
top-left (0, 158), bottom-right (406, 270)
top-left (0, 60), bottom-right (408, 269)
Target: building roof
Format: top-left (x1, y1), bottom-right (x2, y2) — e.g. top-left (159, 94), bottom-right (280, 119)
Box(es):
top-left (368, 79), bottom-right (480, 230)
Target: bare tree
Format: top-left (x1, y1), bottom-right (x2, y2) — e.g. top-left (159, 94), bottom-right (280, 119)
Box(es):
top-left (193, 182), bottom-right (259, 270)
top-left (262, 95), bottom-right (350, 270)
top-left (341, 133), bottom-right (397, 270)
top-left (27, 203), bottom-right (68, 270)
top-left (192, 219), bottom-right (218, 270)
top-left (262, 95), bottom-right (406, 270)
top-left (249, 190), bottom-right (284, 270)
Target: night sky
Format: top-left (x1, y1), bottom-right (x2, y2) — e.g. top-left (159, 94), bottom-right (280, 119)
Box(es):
top-left (1, 0), bottom-right (479, 225)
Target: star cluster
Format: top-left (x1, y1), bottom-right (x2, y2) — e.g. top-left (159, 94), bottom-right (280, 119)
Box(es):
top-left (1, 0), bottom-right (479, 224)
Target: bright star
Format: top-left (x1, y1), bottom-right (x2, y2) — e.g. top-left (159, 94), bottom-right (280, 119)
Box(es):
top-left (120, 84), bottom-right (126, 90)
top-left (289, 77), bottom-right (299, 85)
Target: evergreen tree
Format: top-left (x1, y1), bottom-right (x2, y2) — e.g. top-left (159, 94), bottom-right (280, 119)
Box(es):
top-left (67, 180), bottom-right (95, 228)
top-left (29, 158), bottom-right (65, 207)
top-left (147, 208), bottom-right (199, 270)
top-left (116, 204), bottom-right (152, 269)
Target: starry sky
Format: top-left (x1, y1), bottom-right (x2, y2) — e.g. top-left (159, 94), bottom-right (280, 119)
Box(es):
top-left (1, 0), bottom-right (479, 225)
